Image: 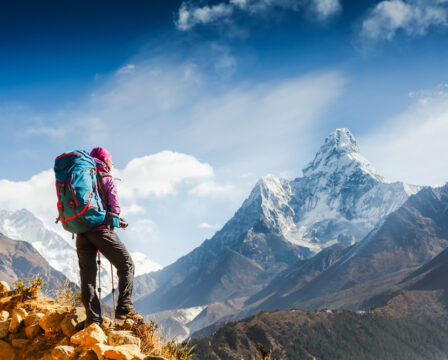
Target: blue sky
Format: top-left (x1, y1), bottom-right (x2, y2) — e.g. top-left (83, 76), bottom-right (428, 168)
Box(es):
top-left (1, 0), bottom-right (448, 266)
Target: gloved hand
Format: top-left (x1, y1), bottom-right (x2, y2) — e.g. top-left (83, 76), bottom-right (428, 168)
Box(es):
top-left (119, 218), bottom-right (128, 230)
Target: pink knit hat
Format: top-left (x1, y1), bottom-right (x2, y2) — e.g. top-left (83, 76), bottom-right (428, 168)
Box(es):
top-left (90, 147), bottom-right (111, 162)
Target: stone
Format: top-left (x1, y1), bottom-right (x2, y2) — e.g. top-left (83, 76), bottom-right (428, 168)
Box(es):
top-left (11, 338), bottom-right (30, 349)
top-left (104, 344), bottom-right (146, 360)
top-left (39, 310), bottom-right (66, 333)
top-left (0, 281), bottom-right (10, 293)
top-left (57, 337), bottom-right (72, 346)
top-left (25, 323), bottom-right (42, 339)
top-left (144, 357), bottom-right (168, 360)
top-left (9, 307), bottom-right (27, 333)
top-left (78, 349), bottom-right (98, 360)
top-left (0, 321), bottom-right (9, 338)
top-left (71, 323), bottom-right (107, 347)
top-left (0, 339), bottom-right (16, 360)
top-left (51, 345), bottom-right (76, 360)
top-left (107, 330), bottom-right (141, 347)
top-left (101, 316), bottom-right (113, 329)
top-left (92, 343), bottom-right (109, 360)
top-left (93, 343), bottom-right (145, 360)
top-left (0, 310), bottom-right (9, 321)
top-left (24, 312), bottom-right (45, 327)
top-left (61, 307), bottom-right (86, 337)
top-left (122, 319), bottom-right (135, 330)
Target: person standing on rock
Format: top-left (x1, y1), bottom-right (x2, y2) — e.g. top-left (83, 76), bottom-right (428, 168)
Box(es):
top-left (76, 147), bottom-right (140, 326)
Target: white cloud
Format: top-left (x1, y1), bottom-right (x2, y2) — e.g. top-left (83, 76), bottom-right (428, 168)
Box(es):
top-left (360, 87), bottom-right (448, 186)
top-left (115, 151), bottom-right (214, 199)
top-left (0, 170), bottom-right (56, 226)
top-left (175, 0), bottom-right (341, 31)
top-left (360, 0), bottom-right (448, 40)
top-left (117, 64), bottom-right (136, 74)
top-left (188, 181), bottom-right (234, 197)
top-left (176, 2), bottom-right (234, 31)
top-left (198, 222), bottom-right (221, 229)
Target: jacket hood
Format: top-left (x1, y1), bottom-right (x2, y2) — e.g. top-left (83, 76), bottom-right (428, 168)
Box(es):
top-left (93, 157), bottom-right (110, 173)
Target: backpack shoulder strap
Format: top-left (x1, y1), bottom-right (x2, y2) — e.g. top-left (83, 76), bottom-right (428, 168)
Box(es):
top-left (96, 170), bottom-right (111, 212)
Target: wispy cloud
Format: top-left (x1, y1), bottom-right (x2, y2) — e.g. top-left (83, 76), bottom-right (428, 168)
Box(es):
top-left (117, 64), bottom-right (137, 74)
top-left (175, 0), bottom-right (342, 31)
top-left (198, 222), bottom-right (221, 230)
top-left (360, 85), bottom-right (448, 186)
top-left (360, 0), bottom-right (448, 41)
top-left (189, 181), bottom-right (234, 197)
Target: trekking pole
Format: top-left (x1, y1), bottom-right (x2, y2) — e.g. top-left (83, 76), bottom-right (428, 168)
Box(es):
top-left (110, 262), bottom-right (116, 321)
top-left (97, 250), bottom-right (102, 305)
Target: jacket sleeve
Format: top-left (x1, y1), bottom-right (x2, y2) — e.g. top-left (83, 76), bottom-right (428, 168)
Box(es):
top-left (103, 175), bottom-right (121, 215)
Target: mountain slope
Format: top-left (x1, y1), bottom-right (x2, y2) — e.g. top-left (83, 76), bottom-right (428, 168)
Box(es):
top-left (134, 128), bottom-right (419, 319)
top-left (192, 290), bottom-right (448, 360)
top-left (250, 184), bottom-right (448, 312)
top-left (0, 233), bottom-right (69, 291)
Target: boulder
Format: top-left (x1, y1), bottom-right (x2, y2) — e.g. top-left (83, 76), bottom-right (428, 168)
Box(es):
top-left (71, 323), bottom-right (107, 347)
top-left (39, 310), bottom-right (66, 333)
top-left (93, 343), bottom-right (145, 360)
top-left (61, 307), bottom-right (86, 337)
top-left (0, 321), bottom-right (9, 338)
top-left (51, 345), bottom-right (75, 360)
top-left (0, 310), bottom-right (9, 321)
top-left (11, 338), bottom-right (30, 349)
top-left (0, 339), bottom-right (16, 360)
top-left (25, 323), bottom-right (42, 339)
top-left (0, 281), bottom-right (10, 293)
top-left (24, 312), bottom-right (45, 327)
top-left (107, 330), bottom-right (141, 347)
top-left (9, 307), bottom-right (27, 333)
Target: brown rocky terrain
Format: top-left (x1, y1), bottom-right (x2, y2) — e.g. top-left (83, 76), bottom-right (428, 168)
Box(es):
top-left (0, 280), bottom-right (194, 360)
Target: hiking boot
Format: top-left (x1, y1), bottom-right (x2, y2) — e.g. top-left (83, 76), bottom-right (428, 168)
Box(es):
top-left (115, 309), bottom-right (143, 323)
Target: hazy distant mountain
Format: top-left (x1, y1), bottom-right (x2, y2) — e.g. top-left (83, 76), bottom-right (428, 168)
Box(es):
top-left (0, 233), bottom-right (69, 291)
top-left (0, 208), bottom-right (160, 296)
top-left (134, 129), bottom-right (420, 339)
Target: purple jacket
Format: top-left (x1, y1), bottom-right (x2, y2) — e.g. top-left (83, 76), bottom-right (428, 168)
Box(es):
top-left (93, 157), bottom-right (121, 230)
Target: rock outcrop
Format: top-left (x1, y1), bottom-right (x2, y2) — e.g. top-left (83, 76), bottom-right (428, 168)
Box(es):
top-left (0, 289), bottom-right (175, 360)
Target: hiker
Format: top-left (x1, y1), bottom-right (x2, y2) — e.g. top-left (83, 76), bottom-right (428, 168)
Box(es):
top-left (75, 147), bottom-right (138, 326)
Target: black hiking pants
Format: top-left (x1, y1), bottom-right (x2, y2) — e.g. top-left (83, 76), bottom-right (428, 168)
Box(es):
top-left (76, 230), bottom-right (135, 324)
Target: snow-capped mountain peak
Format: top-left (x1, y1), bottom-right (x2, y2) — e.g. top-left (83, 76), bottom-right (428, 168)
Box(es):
top-left (302, 128), bottom-right (383, 182)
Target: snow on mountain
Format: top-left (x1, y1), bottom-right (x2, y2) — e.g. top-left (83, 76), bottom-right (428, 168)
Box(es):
top-left (0, 208), bottom-right (79, 284)
top-left (239, 128), bottom-right (421, 253)
top-left (132, 251), bottom-right (162, 276)
top-left (146, 305), bottom-right (207, 342)
top-left (0, 208), bottom-right (160, 295)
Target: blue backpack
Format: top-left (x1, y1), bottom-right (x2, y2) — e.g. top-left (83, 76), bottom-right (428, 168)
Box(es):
top-left (54, 150), bottom-right (107, 234)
